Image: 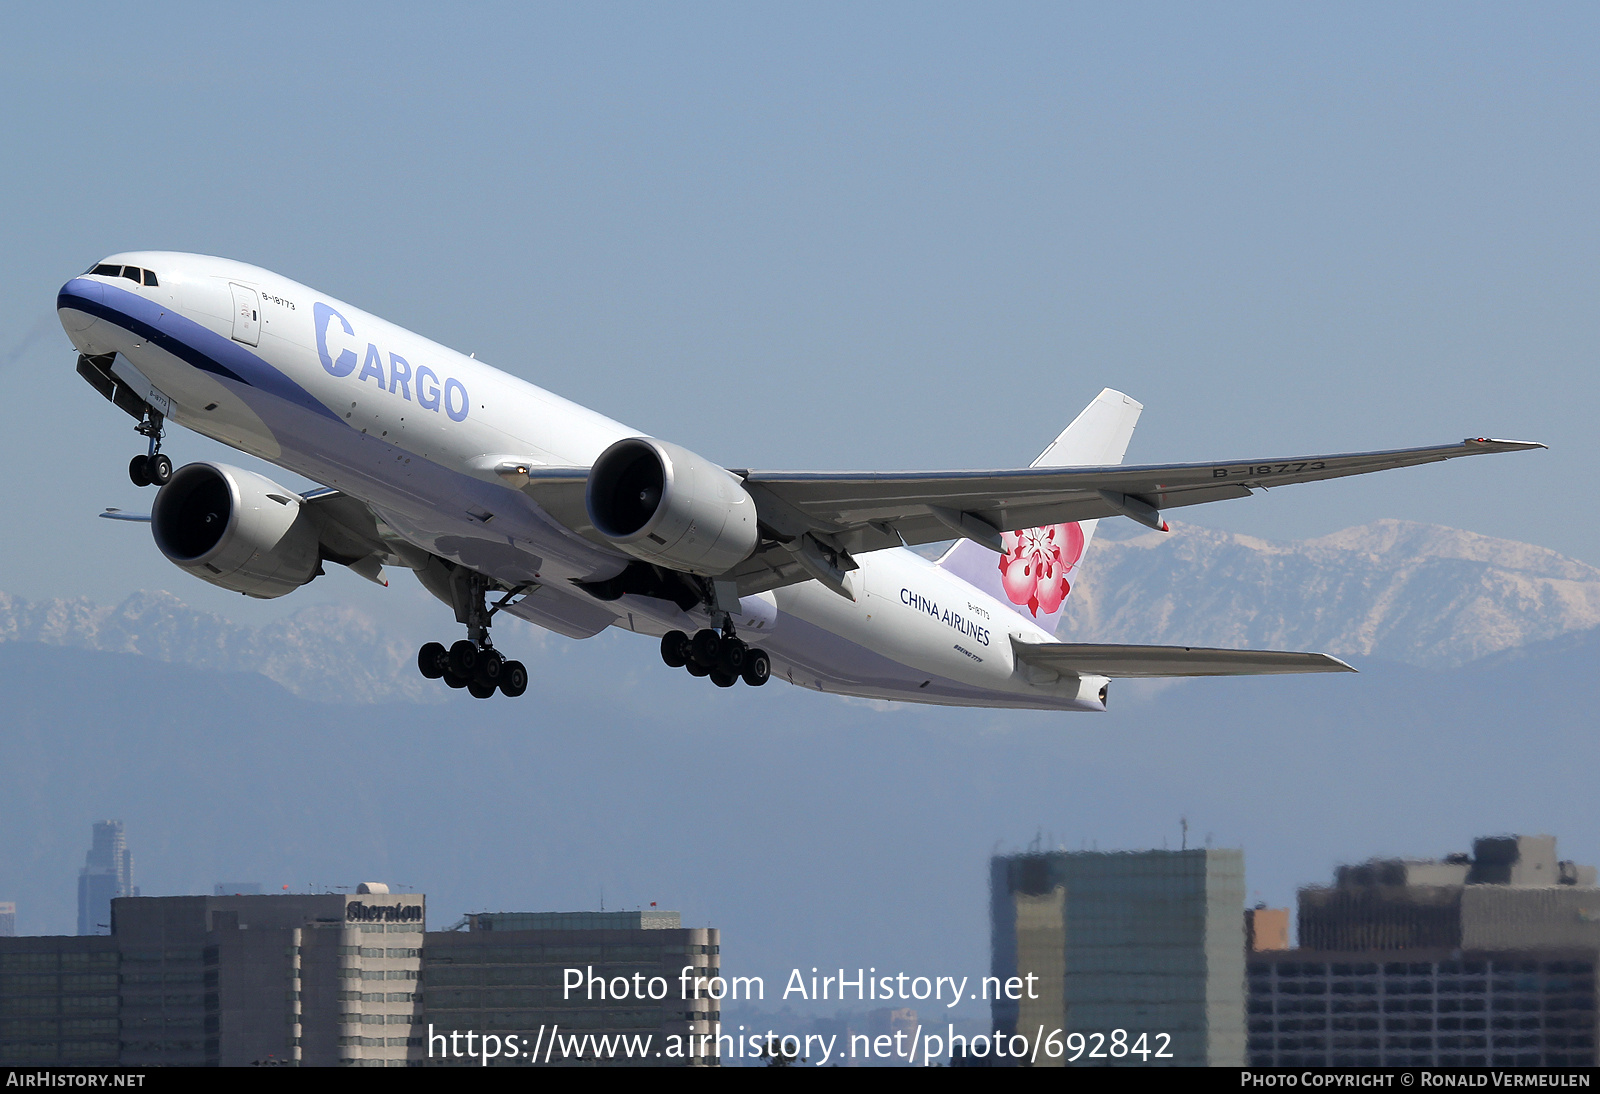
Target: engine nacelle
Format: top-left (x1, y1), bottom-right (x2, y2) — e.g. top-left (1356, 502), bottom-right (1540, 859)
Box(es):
top-left (586, 437), bottom-right (758, 575)
top-left (151, 462), bottom-right (321, 598)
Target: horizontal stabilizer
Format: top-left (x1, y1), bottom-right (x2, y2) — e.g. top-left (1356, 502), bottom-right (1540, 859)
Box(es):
top-left (1010, 636), bottom-right (1356, 679)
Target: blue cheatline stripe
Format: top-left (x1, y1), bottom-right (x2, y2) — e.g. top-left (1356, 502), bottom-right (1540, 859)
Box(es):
top-left (56, 278), bottom-right (343, 423)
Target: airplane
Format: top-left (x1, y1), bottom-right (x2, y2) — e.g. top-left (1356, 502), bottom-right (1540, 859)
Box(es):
top-left (57, 252), bottom-right (1543, 710)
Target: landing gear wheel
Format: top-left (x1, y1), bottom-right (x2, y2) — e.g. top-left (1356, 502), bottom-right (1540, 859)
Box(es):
top-left (709, 668), bottom-right (738, 688)
top-left (443, 670), bottom-right (469, 689)
top-left (128, 455), bottom-right (150, 487)
top-left (741, 648), bottom-right (771, 687)
top-left (448, 640), bottom-right (479, 678)
top-left (660, 631), bottom-right (689, 668)
top-left (467, 679), bottom-right (497, 699)
top-left (475, 648), bottom-right (504, 683)
top-left (690, 629), bottom-right (722, 667)
top-left (147, 453), bottom-right (173, 486)
top-left (686, 660), bottom-right (711, 678)
top-left (718, 639), bottom-right (747, 675)
top-left (417, 642), bottom-right (447, 679)
top-left (499, 661), bottom-right (528, 698)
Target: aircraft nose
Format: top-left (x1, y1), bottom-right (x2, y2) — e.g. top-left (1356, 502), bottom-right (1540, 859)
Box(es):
top-left (57, 275), bottom-right (103, 333)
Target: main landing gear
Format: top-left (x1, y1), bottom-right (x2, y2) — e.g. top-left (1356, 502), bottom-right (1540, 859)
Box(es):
top-left (127, 409), bottom-right (172, 488)
top-left (416, 575), bottom-right (529, 699)
top-left (417, 640), bottom-right (528, 699)
top-left (660, 628), bottom-right (771, 688)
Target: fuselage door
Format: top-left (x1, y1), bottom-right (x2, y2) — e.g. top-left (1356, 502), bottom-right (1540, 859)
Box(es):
top-left (229, 283), bottom-right (261, 347)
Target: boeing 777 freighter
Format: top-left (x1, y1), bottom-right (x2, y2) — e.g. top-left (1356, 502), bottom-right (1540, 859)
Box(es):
top-left (57, 253), bottom-right (1542, 709)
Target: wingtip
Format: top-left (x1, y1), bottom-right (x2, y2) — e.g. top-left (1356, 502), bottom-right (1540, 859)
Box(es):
top-left (1465, 437), bottom-right (1547, 452)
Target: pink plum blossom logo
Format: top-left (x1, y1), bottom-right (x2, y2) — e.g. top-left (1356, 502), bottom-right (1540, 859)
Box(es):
top-left (998, 522), bottom-right (1085, 617)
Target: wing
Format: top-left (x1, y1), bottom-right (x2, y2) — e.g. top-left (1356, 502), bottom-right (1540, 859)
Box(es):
top-left (721, 436), bottom-right (1543, 594)
top-left (512, 437), bottom-right (1543, 596)
top-left (492, 464), bottom-right (594, 539)
top-left (745, 437), bottom-right (1543, 550)
top-left (1011, 638), bottom-right (1356, 679)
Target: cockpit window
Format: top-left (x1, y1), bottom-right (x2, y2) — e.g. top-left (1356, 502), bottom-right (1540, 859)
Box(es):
top-left (86, 262), bottom-right (158, 286)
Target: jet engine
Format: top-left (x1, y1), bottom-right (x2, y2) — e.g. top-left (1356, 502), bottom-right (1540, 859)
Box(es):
top-left (151, 462), bottom-right (321, 598)
top-left (586, 437), bottom-right (758, 575)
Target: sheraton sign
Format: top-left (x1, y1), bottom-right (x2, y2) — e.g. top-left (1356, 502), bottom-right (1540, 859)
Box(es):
top-left (346, 901), bottom-right (423, 923)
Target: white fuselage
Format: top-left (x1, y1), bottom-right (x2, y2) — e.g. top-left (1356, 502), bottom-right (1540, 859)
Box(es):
top-left (58, 252), bottom-right (1106, 711)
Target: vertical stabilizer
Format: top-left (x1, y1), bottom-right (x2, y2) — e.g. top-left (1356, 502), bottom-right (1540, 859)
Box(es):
top-left (937, 388), bottom-right (1142, 632)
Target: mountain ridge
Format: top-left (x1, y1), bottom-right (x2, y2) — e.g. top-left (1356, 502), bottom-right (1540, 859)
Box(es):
top-left (2, 518), bottom-right (1595, 700)
top-left (0, 589), bottom-right (432, 704)
top-left (1055, 518), bottom-right (1600, 668)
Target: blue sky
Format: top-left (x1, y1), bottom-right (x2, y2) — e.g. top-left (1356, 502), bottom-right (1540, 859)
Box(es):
top-left (2, 3), bottom-right (1595, 619)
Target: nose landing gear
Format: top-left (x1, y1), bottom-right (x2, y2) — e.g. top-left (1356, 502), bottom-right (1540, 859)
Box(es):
top-left (661, 628), bottom-right (771, 688)
top-left (416, 577), bottom-right (531, 699)
top-left (128, 410), bottom-right (172, 488)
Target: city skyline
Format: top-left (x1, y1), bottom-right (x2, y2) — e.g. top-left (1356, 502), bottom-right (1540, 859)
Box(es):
top-left (4, 622), bottom-right (1590, 982)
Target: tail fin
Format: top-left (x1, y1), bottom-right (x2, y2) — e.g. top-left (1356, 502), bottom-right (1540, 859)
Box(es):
top-left (937, 388), bottom-right (1142, 632)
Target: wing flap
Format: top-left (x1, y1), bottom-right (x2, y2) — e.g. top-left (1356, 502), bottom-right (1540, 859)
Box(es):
top-left (1010, 637), bottom-right (1356, 679)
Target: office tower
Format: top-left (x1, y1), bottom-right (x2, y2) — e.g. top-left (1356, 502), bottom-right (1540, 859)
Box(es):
top-left (1248, 834), bottom-right (1599, 1067)
top-left (0, 935), bottom-right (119, 1064)
top-left (76, 821), bottom-right (134, 937)
top-left (0, 904), bottom-right (15, 938)
top-left (0, 892), bottom-right (724, 1067)
top-left (421, 910), bottom-right (720, 1066)
top-left (1, 883), bottom-right (424, 1066)
top-left (991, 847), bottom-right (1246, 1066)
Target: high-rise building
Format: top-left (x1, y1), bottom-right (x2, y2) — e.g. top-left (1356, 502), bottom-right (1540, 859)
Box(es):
top-left (990, 847), bottom-right (1246, 1067)
top-left (421, 909), bottom-right (720, 1067)
top-left (1247, 834), bottom-right (1599, 1067)
top-left (0, 935), bottom-right (120, 1064)
top-left (1, 895), bottom-right (725, 1067)
top-left (1296, 835), bottom-right (1598, 952)
top-left (0, 903), bottom-right (15, 938)
top-left (76, 821), bottom-right (134, 937)
top-left (0, 884), bottom-right (424, 1067)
